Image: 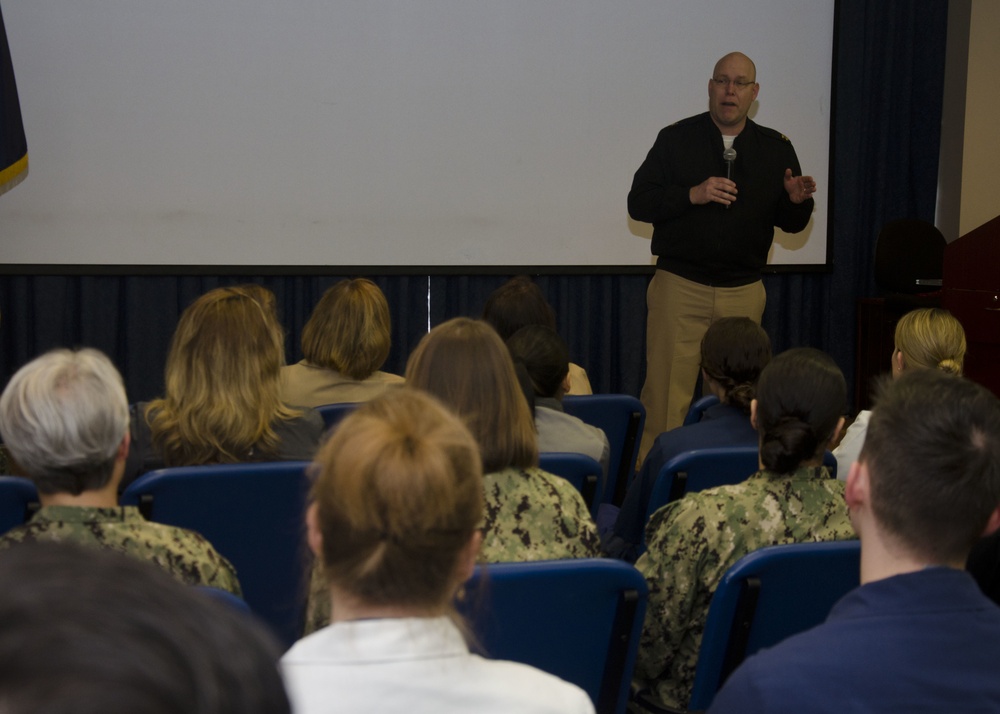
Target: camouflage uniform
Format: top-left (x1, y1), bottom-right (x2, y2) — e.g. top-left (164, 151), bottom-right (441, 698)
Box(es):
top-left (633, 466), bottom-right (855, 711)
top-left (480, 466), bottom-right (601, 563)
top-left (0, 505), bottom-right (242, 596)
top-left (302, 465), bottom-right (602, 635)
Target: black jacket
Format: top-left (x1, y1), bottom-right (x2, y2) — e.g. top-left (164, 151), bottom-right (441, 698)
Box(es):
top-left (628, 112), bottom-right (814, 286)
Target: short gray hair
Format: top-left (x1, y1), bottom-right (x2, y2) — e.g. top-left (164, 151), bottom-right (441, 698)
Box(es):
top-left (0, 349), bottom-right (129, 494)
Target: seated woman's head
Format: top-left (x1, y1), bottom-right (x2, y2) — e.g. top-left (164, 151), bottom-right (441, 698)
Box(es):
top-left (301, 279), bottom-right (393, 381)
top-left (150, 285), bottom-right (294, 464)
top-left (893, 308), bottom-right (966, 377)
top-left (405, 317), bottom-right (537, 473)
top-left (753, 348), bottom-right (846, 475)
top-left (481, 276), bottom-right (557, 341)
top-left (307, 389), bottom-right (483, 615)
top-left (506, 325), bottom-right (570, 401)
top-left (700, 317), bottom-right (771, 414)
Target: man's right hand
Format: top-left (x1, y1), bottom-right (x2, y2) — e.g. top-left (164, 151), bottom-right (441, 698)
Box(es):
top-left (689, 177), bottom-right (737, 206)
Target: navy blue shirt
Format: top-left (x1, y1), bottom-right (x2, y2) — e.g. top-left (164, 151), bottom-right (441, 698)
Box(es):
top-left (709, 568), bottom-right (1000, 713)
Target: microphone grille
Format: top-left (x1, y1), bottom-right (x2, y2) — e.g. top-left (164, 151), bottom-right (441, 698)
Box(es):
top-left (723, 147), bottom-right (737, 162)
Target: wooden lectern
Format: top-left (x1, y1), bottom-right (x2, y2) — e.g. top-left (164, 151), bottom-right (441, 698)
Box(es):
top-left (943, 214), bottom-right (1000, 399)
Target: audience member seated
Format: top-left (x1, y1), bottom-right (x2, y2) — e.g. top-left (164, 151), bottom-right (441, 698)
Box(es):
top-left (834, 307), bottom-right (965, 478)
top-left (482, 275), bottom-right (592, 395)
top-left (282, 390), bottom-right (594, 714)
top-left (0, 542), bottom-right (288, 714)
top-left (407, 318), bottom-right (601, 562)
top-left (124, 285), bottom-right (323, 489)
top-left (303, 318), bottom-right (600, 634)
top-left (0, 349), bottom-right (240, 594)
top-left (631, 348), bottom-right (855, 713)
top-left (281, 278), bottom-right (404, 407)
top-left (507, 325), bottom-right (610, 478)
top-left (709, 370), bottom-right (1000, 713)
top-left (606, 317), bottom-right (770, 561)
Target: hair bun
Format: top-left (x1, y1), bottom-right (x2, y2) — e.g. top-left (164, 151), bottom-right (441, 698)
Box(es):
top-left (937, 358), bottom-right (962, 376)
top-left (760, 415), bottom-right (819, 474)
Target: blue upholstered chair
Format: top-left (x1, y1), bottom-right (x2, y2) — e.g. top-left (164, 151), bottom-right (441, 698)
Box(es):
top-left (194, 585), bottom-right (254, 615)
top-left (538, 452), bottom-right (603, 518)
top-left (459, 558), bottom-right (648, 714)
top-left (120, 461), bottom-right (312, 648)
top-left (687, 540), bottom-right (861, 711)
top-left (315, 402), bottom-right (359, 431)
top-left (0, 476), bottom-right (39, 537)
top-left (641, 447), bottom-right (839, 556)
top-left (563, 394), bottom-right (646, 506)
top-left (683, 394), bottom-right (720, 426)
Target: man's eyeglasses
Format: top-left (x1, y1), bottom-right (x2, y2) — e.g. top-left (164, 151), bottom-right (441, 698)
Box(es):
top-left (711, 77), bottom-right (756, 90)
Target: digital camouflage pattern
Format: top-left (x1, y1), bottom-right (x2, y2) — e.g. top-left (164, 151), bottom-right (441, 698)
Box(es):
top-left (480, 466), bottom-right (601, 563)
top-left (301, 465), bottom-right (602, 635)
top-left (0, 505), bottom-right (242, 596)
top-left (633, 466), bottom-right (855, 711)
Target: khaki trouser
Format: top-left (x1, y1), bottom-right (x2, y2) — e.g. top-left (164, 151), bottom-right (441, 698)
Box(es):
top-left (637, 270), bottom-right (766, 464)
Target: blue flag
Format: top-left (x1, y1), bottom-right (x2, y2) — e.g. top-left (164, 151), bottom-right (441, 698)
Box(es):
top-left (0, 4), bottom-right (27, 195)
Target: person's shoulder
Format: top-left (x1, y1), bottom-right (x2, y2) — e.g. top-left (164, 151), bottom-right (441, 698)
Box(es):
top-left (0, 523), bottom-right (37, 548)
top-left (129, 516), bottom-right (216, 550)
top-left (668, 112), bottom-right (709, 130)
top-left (653, 112), bottom-right (711, 142)
top-left (466, 655), bottom-right (596, 713)
top-left (748, 119), bottom-right (796, 145)
top-left (368, 371), bottom-right (405, 385)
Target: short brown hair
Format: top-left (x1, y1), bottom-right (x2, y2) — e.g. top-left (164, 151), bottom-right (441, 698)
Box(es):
top-left (301, 279), bottom-right (392, 380)
top-left (863, 370), bottom-right (1000, 563)
top-left (310, 389), bottom-right (483, 610)
top-left (481, 276), bottom-right (556, 341)
top-left (405, 318), bottom-right (538, 472)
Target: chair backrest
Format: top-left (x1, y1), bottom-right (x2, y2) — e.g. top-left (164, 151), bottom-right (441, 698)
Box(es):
top-left (688, 540), bottom-right (861, 711)
top-left (563, 394), bottom-right (646, 506)
top-left (315, 402), bottom-right (359, 431)
top-left (538, 452), bottom-right (602, 517)
top-left (683, 394), bottom-right (720, 426)
top-left (195, 585), bottom-right (254, 615)
top-left (459, 558), bottom-right (647, 714)
top-left (874, 218), bottom-right (946, 294)
top-left (646, 446), bottom-right (760, 527)
top-left (647, 448), bottom-right (840, 524)
top-left (0, 476), bottom-right (40, 537)
top-left (120, 461), bottom-right (312, 648)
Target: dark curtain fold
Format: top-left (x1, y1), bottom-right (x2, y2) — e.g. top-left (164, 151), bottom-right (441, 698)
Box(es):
top-left (0, 0), bottom-right (950, 414)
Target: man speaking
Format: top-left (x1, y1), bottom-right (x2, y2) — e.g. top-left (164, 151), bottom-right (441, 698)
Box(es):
top-left (629, 52), bottom-right (816, 462)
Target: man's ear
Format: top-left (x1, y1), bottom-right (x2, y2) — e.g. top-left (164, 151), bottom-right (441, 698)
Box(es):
top-left (844, 460), bottom-right (869, 511)
top-left (117, 430), bottom-right (131, 462)
top-left (305, 503), bottom-right (323, 557)
top-left (750, 399), bottom-right (758, 431)
top-left (982, 506), bottom-right (1000, 538)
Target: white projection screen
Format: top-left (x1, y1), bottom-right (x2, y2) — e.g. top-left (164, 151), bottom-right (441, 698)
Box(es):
top-left (0, 1), bottom-right (834, 269)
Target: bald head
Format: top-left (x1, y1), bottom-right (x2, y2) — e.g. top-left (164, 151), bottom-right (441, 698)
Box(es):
top-left (713, 52), bottom-right (756, 80)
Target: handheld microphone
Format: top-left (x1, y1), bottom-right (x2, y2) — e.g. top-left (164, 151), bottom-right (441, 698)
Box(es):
top-left (723, 147), bottom-right (736, 180)
top-left (722, 147), bottom-right (736, 209)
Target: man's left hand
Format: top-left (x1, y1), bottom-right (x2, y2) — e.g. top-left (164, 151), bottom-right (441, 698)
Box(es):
top-left (784, 168), bottom-right (816, 204)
